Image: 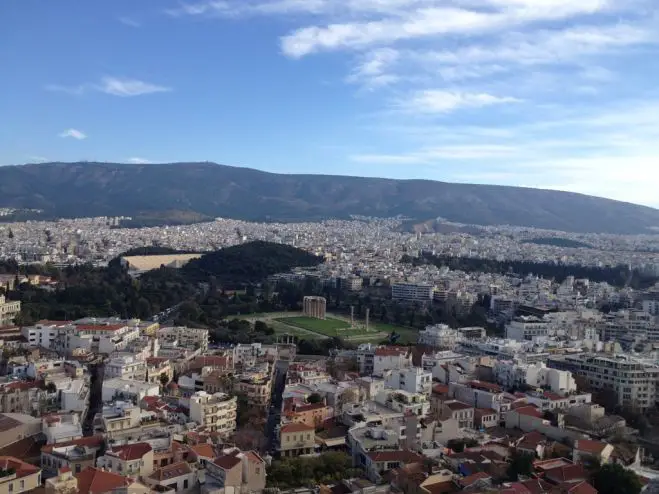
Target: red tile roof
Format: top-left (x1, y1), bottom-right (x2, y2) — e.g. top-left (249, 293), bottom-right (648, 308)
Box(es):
top-left (574, 439), bottom-right (608, 455)
top-left (520, 479), bottom-right (554, 494)
top-left (445, 401), bottom-right (473, 411)
top-left (543, 391), bottom-right (566, 401)
top-left (467, 380), bottom-right (503, 393)
top-left (108, 442), bottom-right (152, 461)
top-left (41, 435), bottom-right (105, 454)
top-left (295, 402), bottom-right (326, 412)
top-left (424, 481), bottom-right (459, 494)
top-left (76, 324), bottom-right (125, 331)
top-left (245, 451), bottom-right (264, 464)
top-left (375, 346), bottom-right (409, 357)
top-left (149, 461), bottom-right (192, 482)
top-left (75, 467), bottom-right (131, 494)
top-left (514, 406), bottom-right (544, 419)
top-left (281, 422), bottom-right (314, 433)
top-left (552, 480), bottom-right (598, 494)
top-left (36, 320), bottom-right (72, 326)
top-left (213, 455), bottom-right (242, 470)
top-left (544, 464), bottom-right (588, 484)
top-left (432, 384), bottom-right (449, 395)
top-left (2, 380), bottom-right (42, 392)
top-left (189, 443), bottom-right (215, 458)
top-left (367, 450), bottom-right (423, 463)
top-left (0, 456), bottom-right (40, 479)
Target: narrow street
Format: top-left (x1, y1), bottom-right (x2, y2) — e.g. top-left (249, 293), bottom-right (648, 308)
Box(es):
top-left (264, 359), bottom-right (288, 454)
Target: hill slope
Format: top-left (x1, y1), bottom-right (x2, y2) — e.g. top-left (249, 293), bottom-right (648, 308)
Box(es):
top-left (183, 240), bottom-right (323, 284)
top-left (0, 162), bottom-right (658, 234)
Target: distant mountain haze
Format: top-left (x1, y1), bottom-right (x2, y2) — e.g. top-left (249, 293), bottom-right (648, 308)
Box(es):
top-left (1, 162), bottom-right (658, 234)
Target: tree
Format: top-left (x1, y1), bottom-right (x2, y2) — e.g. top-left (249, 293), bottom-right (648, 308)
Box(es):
top-left (507, 452), bottom-right (535, 481)
top-left (159, 373), bottom-right (169, 387)
top-left (254, 320), bottom-right (269, 333)
top-left (593, 464), bottom-right (642, 494)
top-left (307, 393), bottom-right (323, 404)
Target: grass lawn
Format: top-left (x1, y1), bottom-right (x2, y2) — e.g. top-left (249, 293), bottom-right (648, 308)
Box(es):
top-left (275, 316), bottom-right (373, 337)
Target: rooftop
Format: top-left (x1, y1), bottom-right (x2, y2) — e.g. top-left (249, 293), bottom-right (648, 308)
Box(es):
top-left (75, 467), bottom-right (131, 494)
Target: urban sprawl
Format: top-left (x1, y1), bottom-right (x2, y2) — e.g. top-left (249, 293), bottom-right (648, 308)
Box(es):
top-left (0, 216), bottom-right (658, 494)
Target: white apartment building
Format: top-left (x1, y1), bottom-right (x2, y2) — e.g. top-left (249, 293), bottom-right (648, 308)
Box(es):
top-left (418, 325), bottom-right (461, 349)
top-left (106, 355), bottom-right (147, 381)
top-left (391, 283), bottom-right (434, 302)
top-left (550, 353), bottom-right (659, 411)
top-left (383, 367), bottom-right (432, 395)
top-left (505, 316), bottom-right (550, 341)
top-left (373, 347), bottom-right (413, 376)
top-left (448, 380), bottom-right (511, 414)
top-left (375, 389), bottom-right (430, 417)
top-left (22, 321), bottom-right (70, 348)
top-left (233, 343), bottom-right (278, 367)
top-left (493, 361), bottom-right (577, 394)
top-left (102, 378), bottom-right (160, 402)
top-left (157, 326), bottom-right (209, 351)
top-left (189, 391), bottom-right (238, 436)
top-left (28, 321), bottom-right (141, 355)
top-left (421, 350), bottom-right (464, 372)
top-left (0, 295), bottom-right (20, 325)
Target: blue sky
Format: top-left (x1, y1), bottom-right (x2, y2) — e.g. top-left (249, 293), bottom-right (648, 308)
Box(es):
top-left (2, 0), bottom-right (659, 207)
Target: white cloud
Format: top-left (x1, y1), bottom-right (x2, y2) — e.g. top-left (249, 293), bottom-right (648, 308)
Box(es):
top-left (59, 129), bottom-right (87, 140)
top-left (98, 77), bottom-right (171, 97)
top-left (398, 89), bottom-right (521, 113)
top-left (119, 16), bottom-right (141, 27)
top-left (45, 78), bottom-right (171, 97)
top-left (346, 48), bottom-right (400, 88)
top-left (127, 157), bottom-right (152, 164)
top-left (281, 7), bottom-right (508, 57)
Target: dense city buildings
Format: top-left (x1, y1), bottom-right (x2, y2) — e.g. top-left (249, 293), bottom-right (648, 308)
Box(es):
top-left (0, 215), bottom-right (658, 493)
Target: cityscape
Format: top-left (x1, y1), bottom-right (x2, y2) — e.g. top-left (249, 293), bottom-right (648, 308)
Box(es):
top-left (0, 213), bottom-right (658, 494)
top-left (2, 0), bottom-right (659, 493)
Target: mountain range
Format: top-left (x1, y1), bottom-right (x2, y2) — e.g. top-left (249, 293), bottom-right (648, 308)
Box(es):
top-left (1, 161), bottom-right (658, 234)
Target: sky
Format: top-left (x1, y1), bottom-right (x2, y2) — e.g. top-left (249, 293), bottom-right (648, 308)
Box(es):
top-left (2, 0), bottom-right (659, 208)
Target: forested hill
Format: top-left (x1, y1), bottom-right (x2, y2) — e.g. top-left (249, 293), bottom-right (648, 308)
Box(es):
top-left (2, 161), bottom-right (659, 234)
top-left (183, 241), bottom-right (323, 283)
top-left (7, 241), bottom-right (322, 323)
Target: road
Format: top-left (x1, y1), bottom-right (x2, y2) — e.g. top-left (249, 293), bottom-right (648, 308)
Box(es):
top-left (264, 359), bottom-right (289, 454)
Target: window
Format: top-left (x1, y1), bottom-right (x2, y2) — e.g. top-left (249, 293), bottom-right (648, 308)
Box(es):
top-left (75, 464), bottom-right (81, 473)
top-left (184, 480), bottom-right (189, 489)
top-left (20, 480), bottom-right (24, 490)
top-left (9, 483), bottom-right (13, 493)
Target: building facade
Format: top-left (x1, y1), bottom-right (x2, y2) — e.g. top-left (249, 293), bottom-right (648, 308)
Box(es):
top-left (0, 296), bottom-right (20, 326)
top-left (189, 391), bottom-right (237, 436)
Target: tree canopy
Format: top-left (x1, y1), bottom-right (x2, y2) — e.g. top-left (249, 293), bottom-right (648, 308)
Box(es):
top-left (592, 464), bottom-right (642, 494)
top-left (266, 452), bottom-right (363, 488)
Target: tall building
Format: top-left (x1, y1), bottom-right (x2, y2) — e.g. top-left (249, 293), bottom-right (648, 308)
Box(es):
top-left (391, 283), bottom-right (433, 302)
top-left (549, 353), bottom-right (659, 411)
top-left (303, 296), bottom-right (326, 320)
